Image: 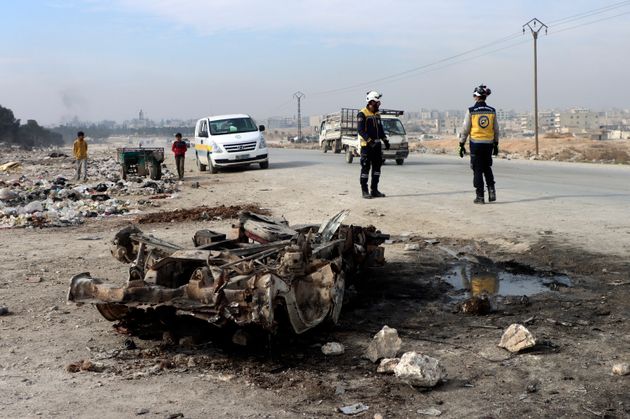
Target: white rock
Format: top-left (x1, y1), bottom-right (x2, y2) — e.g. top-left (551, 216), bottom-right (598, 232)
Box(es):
top-left (376, 358), bottom-right (399, 374)
top-left (321, 342), bottom-right (345, 356)
top-left (498, 324), bottom-right (536, 353)
top-left (404, 243), bottom-right (421, 251)
top-left (612, 363), bottom-right (630, 376)
top-left (417, 407), bottom-right (442, 416)
top-left (365, 325), bottom-right (402, 363)
top-left (394, 352), bottom-right (447, 387)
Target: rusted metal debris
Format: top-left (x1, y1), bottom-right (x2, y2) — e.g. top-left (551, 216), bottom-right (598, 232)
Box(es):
top-left (68, 210), bottom-right (388, 336)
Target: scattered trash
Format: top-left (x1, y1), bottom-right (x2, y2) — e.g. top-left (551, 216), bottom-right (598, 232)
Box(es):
top-left (123, 338), bottom-right (137, 350)
top-left (24, 276), bottom-right (43, 283)
top-left (135, 408), bottom-right (150, 416)
top-left (66, 359), bottom-right (106, 373)
top-left (404, 243), bottom-right (421, 251)
top-left (321, 342), bottom-right (345, 356)
top-left (612, 363), bottom-right (630, 376)
top-left (460, 295), bottom-right (492, 315)
top-left (498, 324), bottom-right (536, 353)
top-left (0, 161), bottom-right (21, 172)
top-left (338, 403), bottom-right (369, 415)
top-left (0, 153), bottom-right (178, 228)
top-left (191, 181), bottom-right (200, 188)
top-left (394, 352), bottom-right (447, 388)
top-left (377, 358), bottom-right (399, 374)
top-left (365, 325), bottom-right (402, 363)
top-left (417, 407), bottom-right (443, 416)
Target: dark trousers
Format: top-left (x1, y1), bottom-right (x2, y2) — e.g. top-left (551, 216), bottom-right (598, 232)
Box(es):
top-left (360, 142), bottom-right (382, 192)
top-left (470, 142), bottom-right (495, 194)
top-left (175, 155), bottom-right (185, 179)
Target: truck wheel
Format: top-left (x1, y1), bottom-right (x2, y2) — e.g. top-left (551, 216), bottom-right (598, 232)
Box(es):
top-left (208, 154), bottom-right (219, 174)
top-left (345, 149), bottom-right (354, 164)
top-left (259, 160), bottom-right (269, 169)
top-left (334, 139), bottom-right (342, 154)
top-left (196, 152), bottom-right (207, 171)
top-left (321, 142), bottom-right (328, 153)
top-left (120, 164), bottom-right (127, 180)
top-left (395, 158), bottom-right (404, 166)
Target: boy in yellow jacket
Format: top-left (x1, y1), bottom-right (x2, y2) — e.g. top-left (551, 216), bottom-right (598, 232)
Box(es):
top-left (73, 131), bottom-right (88, 181)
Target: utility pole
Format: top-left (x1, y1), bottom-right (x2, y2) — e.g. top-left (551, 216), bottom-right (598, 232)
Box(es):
top-left (293, 91), bottom-right (305, 142)
top-left (523, 18), bottom-right (547, 156)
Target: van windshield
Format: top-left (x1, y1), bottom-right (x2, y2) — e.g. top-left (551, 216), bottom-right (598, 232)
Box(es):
top-left (382, 119), bottom-right (406, 136)
top-left (209, 117), bottom-right (258, 136)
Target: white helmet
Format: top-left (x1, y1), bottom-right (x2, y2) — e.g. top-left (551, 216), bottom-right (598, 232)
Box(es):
top-left (366, 90), bottom-right (382, 103)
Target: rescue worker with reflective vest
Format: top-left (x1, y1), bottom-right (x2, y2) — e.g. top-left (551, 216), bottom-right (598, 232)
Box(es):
top-left (358, 91), bottom-right (389, 199)
top-left (459, 85), bottom-right (500, 204)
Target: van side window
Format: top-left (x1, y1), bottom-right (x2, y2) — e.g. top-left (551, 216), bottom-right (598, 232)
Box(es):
top-left (199, 120), bottom-right (209, 137)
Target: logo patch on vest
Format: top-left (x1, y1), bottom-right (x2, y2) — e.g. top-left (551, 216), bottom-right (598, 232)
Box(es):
top-left (479, 116), bottom-right (490, 128)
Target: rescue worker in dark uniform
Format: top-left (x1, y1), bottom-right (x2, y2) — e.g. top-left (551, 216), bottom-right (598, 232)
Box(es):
top-left (358, 91), bottom-right (389, 199)
top-left (459, 85), bottom-right (500, 204)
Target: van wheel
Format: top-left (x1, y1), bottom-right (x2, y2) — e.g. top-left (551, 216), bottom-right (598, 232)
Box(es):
top-left (259, 160), bottom-right (269, 169)
top-left (345, 149), bottom-right (354, 164)
top-left (395, 158), bottom-right (404, 166)
top-left (208, 154), bottom-right (219, 174)
top-left (196, 152), bottom-right (207, 171)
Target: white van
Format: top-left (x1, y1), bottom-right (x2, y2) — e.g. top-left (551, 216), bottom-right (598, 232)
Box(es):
top-left (193, 114), bottom-right (269, 173)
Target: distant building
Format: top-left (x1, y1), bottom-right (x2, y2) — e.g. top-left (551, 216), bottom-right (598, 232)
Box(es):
top-left (555, 108), bottom-right (603, 133)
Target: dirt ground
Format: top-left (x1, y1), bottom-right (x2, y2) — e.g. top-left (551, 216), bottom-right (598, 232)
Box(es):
top-left (1, 145), bottom-right (629, 418)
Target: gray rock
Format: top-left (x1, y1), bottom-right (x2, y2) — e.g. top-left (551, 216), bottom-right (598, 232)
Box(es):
top-left (376, 358), bottom-right (399, 374)
top-left (0, 306), bottom-right (8, 316)
top-left (321, 342), bottom-right (345, 356)
top-left (338, 403), bottom-right (369, 415)
top-left (365, 325), bottom-right (402, 363)
top-left (394, 351), bottom-right (447, 387)
top-left (612, 362), bottom-right (630, 376)
top-left (498, 324), bottom-right (536, 353)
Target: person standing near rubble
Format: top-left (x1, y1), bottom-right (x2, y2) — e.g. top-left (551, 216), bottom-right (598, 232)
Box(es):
top-left (171, 132), bottom-right (188, 180)
top-left (459, 84), bottom-right (499, 204)
top-left (358, 91), bottom-right (389, 199)
top-left (73, 131), bottom-right (88, 181)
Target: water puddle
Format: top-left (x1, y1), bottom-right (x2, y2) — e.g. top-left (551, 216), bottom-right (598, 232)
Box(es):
top-left (443, 264), bottom-right (571, 298)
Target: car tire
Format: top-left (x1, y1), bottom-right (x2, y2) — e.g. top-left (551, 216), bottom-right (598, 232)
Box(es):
top-left (259, 160), bottom-right (269, 169)
top-left (395, 158), bottom-right (404, 166)
top-left (208, 154), bottom-right (219, 174)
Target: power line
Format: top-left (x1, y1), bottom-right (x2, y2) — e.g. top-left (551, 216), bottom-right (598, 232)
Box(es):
top-left (548, 0), bottom-right (630, 26)
top-left (310, 0), bottom-right (630, 98)
top-left (550, 10), bottom-right (630, 35)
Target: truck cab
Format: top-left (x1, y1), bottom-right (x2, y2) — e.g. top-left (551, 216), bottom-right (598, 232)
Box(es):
top-left (193, 114), bottom-right (269, 174)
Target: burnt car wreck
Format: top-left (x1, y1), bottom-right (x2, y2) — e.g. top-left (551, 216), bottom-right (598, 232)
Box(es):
top-left (68, 211), bottom-right (388, 338)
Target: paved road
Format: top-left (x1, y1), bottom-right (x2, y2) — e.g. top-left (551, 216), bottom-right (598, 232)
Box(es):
top-left (182, 147), bottom-right (630, 257)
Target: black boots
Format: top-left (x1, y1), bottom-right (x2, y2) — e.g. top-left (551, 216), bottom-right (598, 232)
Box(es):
top-left (362, 188), bottom-right (372, 199)
top-left (474, 190), bottom-right (485, 204)
top-left (488, 186), bottom-right (496, 202)
top-left (371, 190), bottom-right (386, 198)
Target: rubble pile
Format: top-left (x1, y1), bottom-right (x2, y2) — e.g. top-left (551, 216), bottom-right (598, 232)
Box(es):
top-left (0, 152), bottom-right (178, 228)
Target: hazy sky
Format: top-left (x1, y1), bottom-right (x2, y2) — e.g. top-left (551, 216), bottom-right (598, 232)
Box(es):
top-left (2, 0), bottom-right (630, 125)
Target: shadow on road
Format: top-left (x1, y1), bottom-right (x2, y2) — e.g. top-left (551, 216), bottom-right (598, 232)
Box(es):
top-left (389, 160), bottom-right (462, 166)
top-left (268, 161), bottom-right (319, 170)
top-left (386, 190), bottom-right (470, 198)
top-left (493, 193), bottom-right (630, 204)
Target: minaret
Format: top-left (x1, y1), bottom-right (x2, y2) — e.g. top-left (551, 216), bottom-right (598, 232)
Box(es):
top-left (139, 109), bottom-right (144, 121)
